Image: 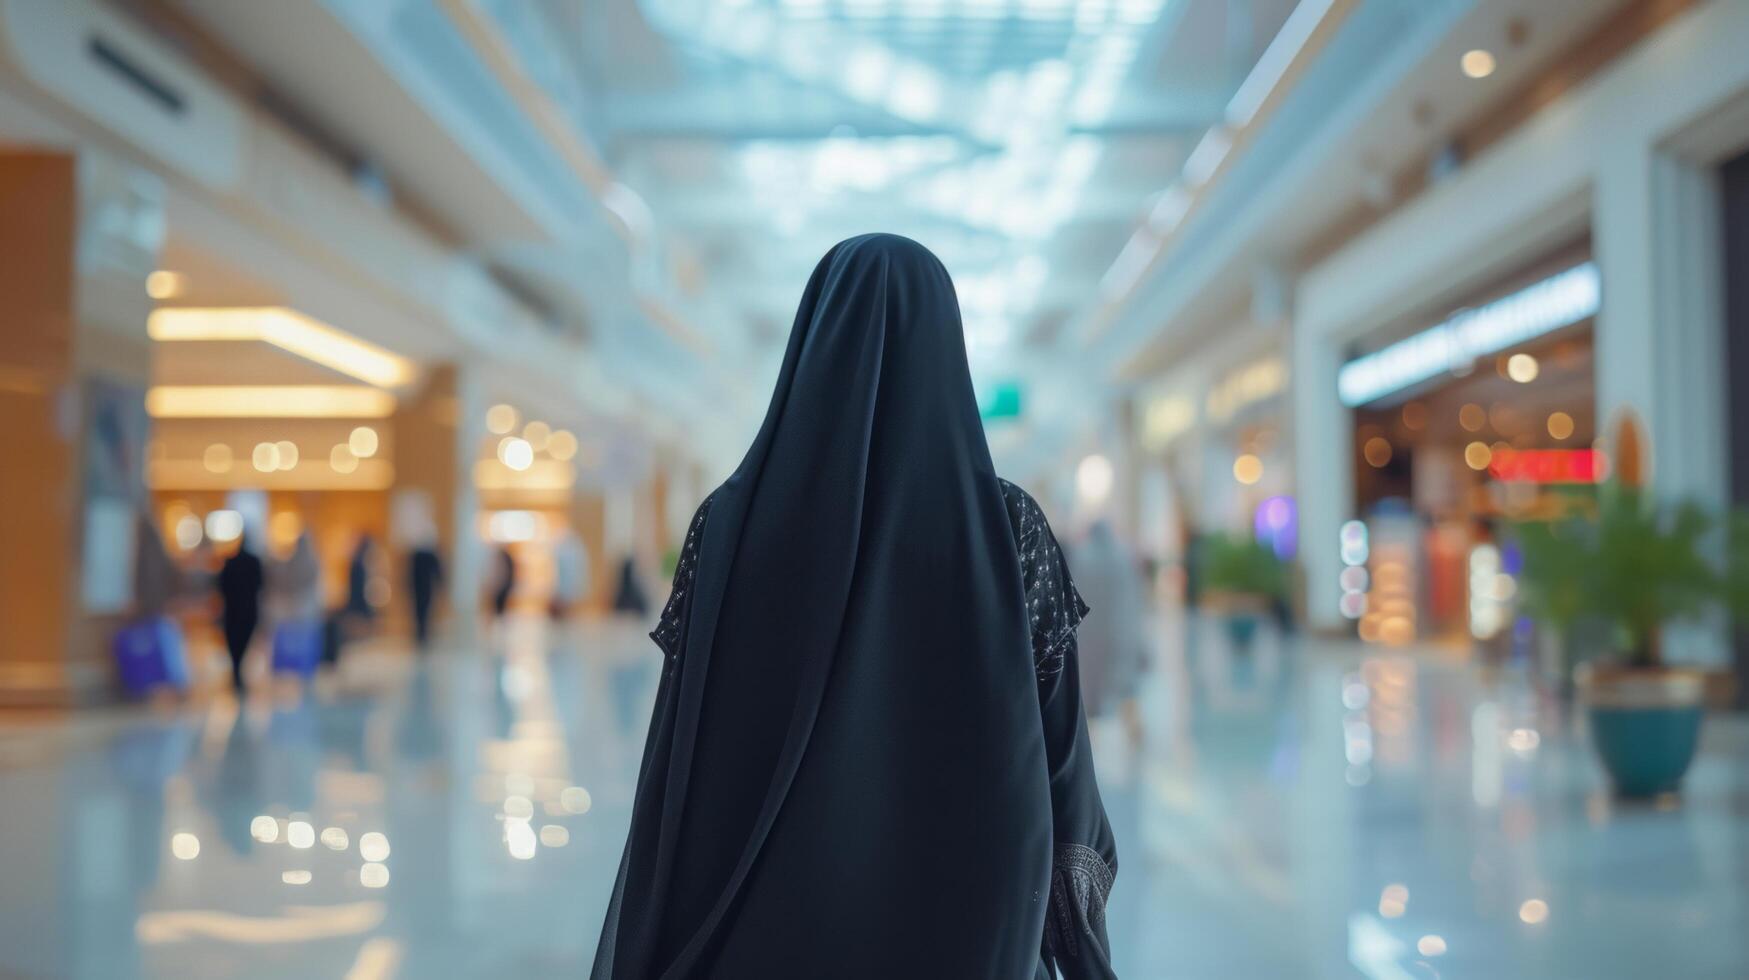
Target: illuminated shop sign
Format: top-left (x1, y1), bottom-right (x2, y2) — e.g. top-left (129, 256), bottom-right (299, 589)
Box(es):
top-left (1487, 448), bottom-right (1603, 484)
top-left (1336, 261), bottom-right (1600, 407)
top-left (1139, 394), bottom-right (1195, 450)
top-left (1207, 357), bottom-right (1286, 422)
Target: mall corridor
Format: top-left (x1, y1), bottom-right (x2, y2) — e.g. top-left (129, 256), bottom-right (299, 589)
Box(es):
top-left (6, 0), bottom-right (1749, 976)
top-left (2, 616), bottom-right (1746, 979)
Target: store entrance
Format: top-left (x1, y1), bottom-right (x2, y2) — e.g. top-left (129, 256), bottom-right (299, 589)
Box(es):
top-left (1350, 328), bottom-right (1597, 649)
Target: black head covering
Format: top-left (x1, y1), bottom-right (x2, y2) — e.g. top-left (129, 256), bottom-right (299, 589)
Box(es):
top-left (596, 234), bottom-right (1051, 978)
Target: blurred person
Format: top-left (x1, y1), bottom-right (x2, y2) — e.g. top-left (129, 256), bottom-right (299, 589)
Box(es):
top-left (268, 531), bottom-right (324, 623)
top-left (407, 540), bottom-right (445, 650)
top-left (343, 534), bottom-right (378, 626)
top-left (113, 511), bottom-right (194, 696)
top-left (217, 530), bottom-right (265, 692)
top-left (132, 511), bottom-right (181, 618)
top-left (550, 528), bottom-right (589, 621)
top-left (1074, 521), bottom-right (1150, 743)
top-left (594, 235), bottom-right (1116, 979)
top-left (489, 545), bottom-right (517, 621)
top-left (268, 531), bottom-right (325, 677)
top-left (184, 537), bottom-right (217, 596)
top-left (609, 554), bottom-right (648, 618)
top-left (316, 533), bottom-right (379, 668)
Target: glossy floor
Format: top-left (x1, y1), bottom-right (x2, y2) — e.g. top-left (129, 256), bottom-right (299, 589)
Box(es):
top-left (1, 616), bottom-right (1745, 979)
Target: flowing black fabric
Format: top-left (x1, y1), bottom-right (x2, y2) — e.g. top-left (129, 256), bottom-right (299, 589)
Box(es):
top-left (594, 234), bottom-right (1116, 979)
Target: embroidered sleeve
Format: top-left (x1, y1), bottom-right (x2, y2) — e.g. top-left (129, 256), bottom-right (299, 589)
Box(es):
top-left (1000, 479), bottom-right (1090, 682)
top-left (649, 495), bottom-right (713, 661)
top-left (1044, 842), bottom-right (1116, 965)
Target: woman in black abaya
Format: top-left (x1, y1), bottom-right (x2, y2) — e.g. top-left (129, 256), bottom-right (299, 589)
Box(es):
top-left (594, 234), bottom-right (1117, 979)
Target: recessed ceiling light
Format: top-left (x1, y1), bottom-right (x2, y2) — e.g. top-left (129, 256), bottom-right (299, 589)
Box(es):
top-left (1461, 49), bottom-right (1497, 79)
top-left (147, 307), bottom-right (413, 387)
top-left (146, 270), bottom-right (185, 300)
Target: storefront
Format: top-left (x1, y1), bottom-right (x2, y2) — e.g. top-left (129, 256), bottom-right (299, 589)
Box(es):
top-left (1131, 329), bottom-right (1292, 599)
top-left (1292, 4), bottom-right (1746, 655)
top-left (1333, 248), bottom-right (1600, 647)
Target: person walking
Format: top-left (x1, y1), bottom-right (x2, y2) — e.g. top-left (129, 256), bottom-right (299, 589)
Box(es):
top-left (217, 531), bottom-right (265, 693)
top-left (1073, 521), bottom-right (1151, 742)
top-left (489, 545), bottom-right (517, 622)
top-left (408, 543), bottom-right (444, 649)
top-left (594, 234), bottom-right (1117, 979)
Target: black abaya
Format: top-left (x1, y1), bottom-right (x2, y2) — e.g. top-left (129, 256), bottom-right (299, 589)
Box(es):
top-left (218, 547), bottom-right (264, 692)
top-left (594, 234), bottom-right (1116, 979)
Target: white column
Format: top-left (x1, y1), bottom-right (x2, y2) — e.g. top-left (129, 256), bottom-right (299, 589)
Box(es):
top-left (1594, 145), bottom-right (1730, 665)
top-left (1292, 326), bottom-right (1353, 633)
top-left (1594, 145), bottom-right (1729, 506)
top-left (448, 367), bottom-right (487, 635)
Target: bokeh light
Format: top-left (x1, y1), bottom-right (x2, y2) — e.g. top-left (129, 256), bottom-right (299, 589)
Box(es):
top-left (1547, 411), bottom-right (1575, 440)
top-left (486, 403), bottom-right (518, 435)
top-left (349, 425), bottom-right (379, 457)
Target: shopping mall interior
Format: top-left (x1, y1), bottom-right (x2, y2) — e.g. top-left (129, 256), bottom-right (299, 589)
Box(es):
top-left (2, 0), bottom-right (1748, 977)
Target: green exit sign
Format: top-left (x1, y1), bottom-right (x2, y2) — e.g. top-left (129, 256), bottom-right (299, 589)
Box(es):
top-left (979, 381), bottom-right (1023, 421)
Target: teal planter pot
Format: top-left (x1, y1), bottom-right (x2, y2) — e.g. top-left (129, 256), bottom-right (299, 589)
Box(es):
top-left (1579, 666), bottom-right (1707, 799)
top-left (1586, 705), bottom-right (1704, 798)
top-left (1225, 613), bottom-right (1260, 653)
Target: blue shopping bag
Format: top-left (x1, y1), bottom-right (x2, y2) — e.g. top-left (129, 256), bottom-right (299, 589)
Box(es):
top-left (272, 619), bottom-right (323, 677)
top-left (112, 616), bottom-right (191, 695)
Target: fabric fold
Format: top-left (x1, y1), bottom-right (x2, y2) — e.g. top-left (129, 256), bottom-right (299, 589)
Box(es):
top-left (594, 235), bottom-right (1060, 980)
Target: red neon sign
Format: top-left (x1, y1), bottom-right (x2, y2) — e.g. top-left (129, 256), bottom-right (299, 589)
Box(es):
top-left (1488, 449), bottom-right (1603, 484)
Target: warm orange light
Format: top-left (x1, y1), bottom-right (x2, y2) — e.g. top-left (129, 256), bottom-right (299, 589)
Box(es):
top-left (348, 426), bottom-right (380, 458)
top-left (147, 307), bottom-right (413, 387)
top-left (202, 443), bottom-right (233, 473)
top-left (330, 444), bottom-right (360, 474)
top-left (147, 270), bottom-right (185, 300)
top-left (472, 458), bottom-right (574, 491)
top-left (1464, 441), bottom-right (1492, 470)
top-left (274, 441), bottom-right (299, 471)
top-left (548, 429), bottom-right (578, 462)
top-left (1233, 454), bottom-right (1264, 485)
top-left (1506, 353), bottom-right (1539, 383)
top-left (1461, 49), bottom-right (1496, 79)
top-left (150, 457), bottom-right (394, 491)
top-left (1547, 411), bottom-right (1574, 440)
top-left (486, 404), bottom-right (518, 435)
top-left (1363, 437), bottom-right (1393, 468)
top-left (146, 386), bottom-right (397, 418)
top-left (269, 511), bottom-right (302, 549)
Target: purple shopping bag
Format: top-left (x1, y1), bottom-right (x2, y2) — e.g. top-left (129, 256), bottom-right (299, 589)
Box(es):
top-left (112, 616), bottom-right (190, 695)
top-left (272, 619), bottom-right (323, 677)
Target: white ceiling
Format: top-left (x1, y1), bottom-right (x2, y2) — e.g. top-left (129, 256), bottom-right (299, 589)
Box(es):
top-left (152, 0), bottom-right (1647, 478)
top-left (488, 0), bottom-right (1301, 398)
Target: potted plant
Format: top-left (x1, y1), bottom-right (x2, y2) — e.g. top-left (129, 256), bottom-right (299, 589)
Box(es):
top-left (1196, 532), bottom-right (1287, 653)
top-left (1517, 483), bottom-right (1724, 797)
